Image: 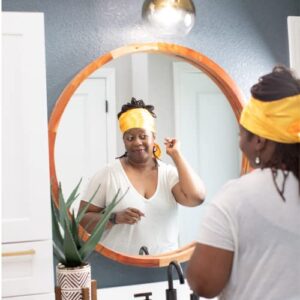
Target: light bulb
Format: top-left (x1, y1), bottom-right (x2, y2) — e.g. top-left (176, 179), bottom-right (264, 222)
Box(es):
top-left (142, 0), bottom-right (196, 36)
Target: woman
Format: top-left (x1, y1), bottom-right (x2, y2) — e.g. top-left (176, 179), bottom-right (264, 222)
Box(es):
top-left (79, 98), bottom-right (205, 255)
top-left (187, 65), bottom-right (300, 299)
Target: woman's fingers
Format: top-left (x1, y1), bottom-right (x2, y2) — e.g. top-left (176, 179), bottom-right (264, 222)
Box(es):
top-left (164, 137), bottom-right (174, 146)
top-left (122, 208), bottom-right (145, 224)
top-left (164, 138), bottom-right (180, 151)
top-left (113, 208), bottom-right (145, 225)
top-left (129, 207), bottom-right (145, 217)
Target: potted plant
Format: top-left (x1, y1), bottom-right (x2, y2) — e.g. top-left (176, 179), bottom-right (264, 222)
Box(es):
top-left (51, 179), bottom-right (123, 300)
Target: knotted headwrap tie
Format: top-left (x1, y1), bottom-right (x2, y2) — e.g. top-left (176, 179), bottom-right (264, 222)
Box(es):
top-left (240, 94), bottom-right (300, 143)
top-left (119, 108), bottom-right (161, 158)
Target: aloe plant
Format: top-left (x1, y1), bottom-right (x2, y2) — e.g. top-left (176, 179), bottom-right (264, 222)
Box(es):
top-left (51, 179), bottom-right (124, 268)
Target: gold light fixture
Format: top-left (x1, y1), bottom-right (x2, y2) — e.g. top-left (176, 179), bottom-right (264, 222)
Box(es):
top-left (142, 0), bottom-right (196, 36)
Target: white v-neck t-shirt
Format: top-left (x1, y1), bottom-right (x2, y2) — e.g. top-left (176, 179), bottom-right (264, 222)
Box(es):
top-left (82, 159), bottom-right (179, 255)
top-left (196, 168), bottom-right (300, 300)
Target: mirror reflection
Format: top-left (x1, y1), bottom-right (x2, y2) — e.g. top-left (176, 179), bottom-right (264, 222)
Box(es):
top-left (54, 52), bottom-right (241, 256)
top-left (78, 96), bottom-right (206, 256)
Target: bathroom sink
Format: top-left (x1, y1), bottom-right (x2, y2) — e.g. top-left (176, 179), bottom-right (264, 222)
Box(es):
top-left (98, 280), bottom-right (218, 299)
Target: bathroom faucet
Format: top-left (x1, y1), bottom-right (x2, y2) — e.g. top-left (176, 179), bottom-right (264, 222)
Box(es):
top-left (166, 260), bottom-right (185, 300)
top-left (134, 292), bottom-right (152, 300)
top-left (139, 246), bottom-right (149, 255)
top-left (190, 292), bottom-right (200, 299)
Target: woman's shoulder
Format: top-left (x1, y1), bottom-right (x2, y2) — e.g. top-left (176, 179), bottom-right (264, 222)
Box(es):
top-left (107, 159), bottom-right (122, 170)
top-left (212, 169), bottom-right (271, 207)
top-left (157, 160), bottom-right (178, 174)
top-left (218, 169), bottom-right (264, 193)
top-left (91, 160), bottom-right (121, 178)
top-left (157, 159), bottom-right (175, 169)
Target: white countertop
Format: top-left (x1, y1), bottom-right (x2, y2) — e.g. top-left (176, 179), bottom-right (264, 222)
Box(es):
top-left (98, 280), bottom-right (217, 299)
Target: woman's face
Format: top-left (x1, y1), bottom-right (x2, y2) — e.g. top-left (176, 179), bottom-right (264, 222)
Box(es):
top-left (123, 128), bottom-right (155, 163)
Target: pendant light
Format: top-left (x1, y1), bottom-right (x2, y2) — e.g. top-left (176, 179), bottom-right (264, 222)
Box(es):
top-left (142, 0), bottom-right (196, 36)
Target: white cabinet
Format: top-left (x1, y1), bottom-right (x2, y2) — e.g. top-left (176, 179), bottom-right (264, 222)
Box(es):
top-left (2, 241), bottom-right (54, 297)
top-left (5, 295), bottom-right (54, 300)
top-left (2, 12), bottom-right (54, 299)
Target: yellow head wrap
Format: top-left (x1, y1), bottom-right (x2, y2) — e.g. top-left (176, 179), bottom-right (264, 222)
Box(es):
top-left (119, 108), bottom-right (161, 158)
top-left (119, 108), bottom-right (156, 133)
top-left (240, 94), bottom-right (300, 143)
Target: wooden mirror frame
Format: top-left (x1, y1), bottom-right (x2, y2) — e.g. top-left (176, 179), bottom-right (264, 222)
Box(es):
top-left (49, 42), bottom-right (248, 267)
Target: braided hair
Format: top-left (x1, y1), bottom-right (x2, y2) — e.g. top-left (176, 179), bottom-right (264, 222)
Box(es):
top-left (117, 97), bottom-right (156, 119)
top-left (245, 65), bottom-right (300, 196)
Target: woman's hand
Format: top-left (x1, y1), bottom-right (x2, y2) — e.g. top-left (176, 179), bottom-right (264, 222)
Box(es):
top-left (115, 207), bottom-right (145, 225)
top-left (164, 137), bottom-right (181, 157)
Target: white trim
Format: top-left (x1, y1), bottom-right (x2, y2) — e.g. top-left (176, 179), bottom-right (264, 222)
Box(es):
top-left (288, 16), bottom-right (300, 76)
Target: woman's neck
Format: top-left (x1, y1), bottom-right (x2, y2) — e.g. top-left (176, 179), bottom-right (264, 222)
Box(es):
top-left (123, 156), bottom-right (157, 171)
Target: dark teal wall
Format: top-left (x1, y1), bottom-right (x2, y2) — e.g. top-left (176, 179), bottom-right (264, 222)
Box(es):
top-left (3, 0), bottom-right (299, 288)
top-left (3, 0), bottom-right (300, 116)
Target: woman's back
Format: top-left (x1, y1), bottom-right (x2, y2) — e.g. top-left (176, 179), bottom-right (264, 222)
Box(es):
top-left (212, 169), bottom-right (300, 299)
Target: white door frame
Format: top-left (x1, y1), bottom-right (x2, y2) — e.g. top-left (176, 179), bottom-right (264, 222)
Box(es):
top-left (288, 16), bottom-right (300, 76)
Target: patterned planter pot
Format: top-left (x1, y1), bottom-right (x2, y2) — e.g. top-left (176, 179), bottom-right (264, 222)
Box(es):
top-left (56, 263), bottom-right (91, 300)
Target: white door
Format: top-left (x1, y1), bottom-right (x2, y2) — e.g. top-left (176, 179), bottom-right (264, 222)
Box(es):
top-left (54, 68), bottom-right (116, 205)
top-left (2, 12), bottom-right (51, 243)
top-left (173, 62), bottom-right (241, 246)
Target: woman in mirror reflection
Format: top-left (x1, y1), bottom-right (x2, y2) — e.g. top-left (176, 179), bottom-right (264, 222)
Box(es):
top-left (79, 97), bottom-right (205, 255)
top-left (187, 65), bottom-right (300, 299)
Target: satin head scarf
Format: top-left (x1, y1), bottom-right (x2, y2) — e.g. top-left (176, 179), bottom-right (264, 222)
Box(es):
top-left (119, 108), bottom-right (156, 134)
top-left (240, 94), bottom-right (300, 143)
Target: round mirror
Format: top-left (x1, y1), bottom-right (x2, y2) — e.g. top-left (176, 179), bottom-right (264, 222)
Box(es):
top-left (49, 42), bottom-right (248, 267)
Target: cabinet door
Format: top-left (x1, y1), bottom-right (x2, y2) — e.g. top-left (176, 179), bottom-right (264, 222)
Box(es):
top-left (2, 12), bottom-right (51, 243)
top-left (3, 294), bottom-right (54, 300)
top-left (2, 241), bottom-right (54, 297)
